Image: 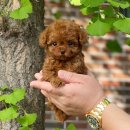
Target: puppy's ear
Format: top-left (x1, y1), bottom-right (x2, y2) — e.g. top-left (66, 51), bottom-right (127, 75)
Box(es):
top-left (39, 28), bottom-right (48, 48)
top-left (79, 28), bottom-right (88, 45)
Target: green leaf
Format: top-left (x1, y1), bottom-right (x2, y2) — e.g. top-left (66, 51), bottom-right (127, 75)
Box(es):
top-left (91, 14), bottom-right (99, 23)
top-left (17, 113), bottom-right (37, 127)
top-left (87, 19), bottom-right (111, 36)
top-left (3, 88), bottom-right (25, 105)
top-left (103, 6), bottom-right (115, 17)
top-left (107, 0), bottom-right (130, 9)
top-left (81, 0), bottom-right (106, 7)
top-left (69, 0), bottom-right (81, 6)
top-left (18, 126), bottom-right (32, 130)
top-left (55, 128), bottom-right (61, 130)
top-left (0, 107), bottom-right (19, 121)
top-left (113, 18), bottom-right (130, 34)
top-left (126, 0), bottom-right (130, 5)
top-left (67, 123), bottom-right (77, 130)
top-left (106, 40), bottom-right (122, 52)
top-left (0, 95), bottom-right (6, 101)
top-left (0, 85), bottom-right (9, 91)
top-left (53, 11), bottom-right (62, 19)
top-left (103, 18), bottom-right (118, 26)
top-left (10, 0), bottom-right (32, 19)
top-left (80, 5), bottom-right (98, 15)
top-left (126, 38), bottom-right (130, 46)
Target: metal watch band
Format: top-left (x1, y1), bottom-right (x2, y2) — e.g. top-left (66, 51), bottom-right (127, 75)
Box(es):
top-left (86, 98), bottom-right (110, 130)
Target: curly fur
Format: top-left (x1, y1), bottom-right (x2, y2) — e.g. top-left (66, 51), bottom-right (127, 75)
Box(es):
top-left (39, 20), bottom-right (88, 122)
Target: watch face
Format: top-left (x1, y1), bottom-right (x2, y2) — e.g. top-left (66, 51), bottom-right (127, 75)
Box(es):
top-left (86, 115), bottom-right (100, 129)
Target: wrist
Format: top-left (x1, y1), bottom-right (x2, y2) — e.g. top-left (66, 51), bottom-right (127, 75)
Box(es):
top-left (85, 97), bottom-right (111, 130)
top-left (102, 103), bottom-right (115, 130)
top-left (85, 91), bottom-right (105, 114)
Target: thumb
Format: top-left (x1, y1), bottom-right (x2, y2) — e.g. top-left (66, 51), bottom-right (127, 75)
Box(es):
top-left (58, 70), bottom-right (87, 83)
top-left (30, 80), bottom-right (53, 93)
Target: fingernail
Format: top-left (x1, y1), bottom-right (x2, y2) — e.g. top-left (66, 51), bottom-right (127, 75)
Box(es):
top-left (58, 70), bottom-right (65, 78)
top-left (30, 82), bottom-right (34, 87)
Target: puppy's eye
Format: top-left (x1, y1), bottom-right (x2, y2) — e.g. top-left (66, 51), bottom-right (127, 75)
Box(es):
top-left (68, 41), bottom-right (75, 46)
top-left (51, 42), bottom-right (57, 46)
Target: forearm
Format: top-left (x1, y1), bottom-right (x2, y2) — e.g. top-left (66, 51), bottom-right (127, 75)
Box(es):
top-left (102, 104), bottom-right (130, 130)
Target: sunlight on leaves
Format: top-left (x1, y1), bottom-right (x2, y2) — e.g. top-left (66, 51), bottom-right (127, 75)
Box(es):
top-left (80, 5), bottom-right (98, 15)
top-left (10, 0), bottom-right (32, 19)
top-left (87, 19), bottom-right (111, 36)
top-left (81, 0), bottom-right (106, 7)
top-left (113, 18), bottom-right (130, 34)
top-left (17, 113), bottom-right (37, 127)
top-left (0, 107), bottom-right (19, 121)
top-left (69, 0), bottom-right (81, 6)
top-left (107, 0), bottom-right (130, 9)
top-left (0, 88), bottom-right (25, 105)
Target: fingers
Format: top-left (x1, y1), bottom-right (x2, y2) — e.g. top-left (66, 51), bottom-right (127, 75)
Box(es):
top-left (34, 72), bottom-right (43, 80)
top-left (30, 80), bottom-right (63, 96)
top-left (40, 90), bottom-right (52, 102)
top-left (41, 90), bottom-right (49, 98)
top-left (40, 70), bottom-right (43, 74)
top-left (58, 70), bottom-right (87, 83)
top-left (40, 90), bottom-right (65, 113)
top-left (30, 80), bottom-right (53, 93)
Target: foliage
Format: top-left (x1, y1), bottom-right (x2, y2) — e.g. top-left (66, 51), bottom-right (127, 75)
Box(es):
top-left (106, 40), bottom-right (122, 52)
top-left (69, 0), bottom-right (81, 5)
top-left (87, 19), bottom-right (111, 36)
top-left (113, 18), bottom-right (130, 34)
top-left (0, 86), bottom-right (37, 130)
top-left (0, 0), bottom-right (128, 54)
top-left (10, 0), bottom-right (32, 19)
top-left (69, 0), bottom-right (130, 51)
top-left (66, 123), bottom-right (77, 130)
top-left (126, 38), bottom-right (130, 46)
top-left (55, 123), bottom-right (77, 130)
top-left (53, 11), bottom-right (62, 19)
top-left (7, 0), bottom-right (130, 49)
top-left (69, 0), bottom-right (130, 36)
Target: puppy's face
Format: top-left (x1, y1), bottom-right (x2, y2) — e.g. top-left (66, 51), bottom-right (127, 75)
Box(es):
top-left (39, 20), bottom-right (88, 60)
top-left (47, 32), bottom-right (81, 60)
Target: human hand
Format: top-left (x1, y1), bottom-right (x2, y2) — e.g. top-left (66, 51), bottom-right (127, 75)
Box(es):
top-left (30, 70), bottom-right (105, 116)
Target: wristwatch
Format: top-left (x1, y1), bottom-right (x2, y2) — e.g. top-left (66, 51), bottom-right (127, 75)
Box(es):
top-left (85, 98), bottom-right (110, 130)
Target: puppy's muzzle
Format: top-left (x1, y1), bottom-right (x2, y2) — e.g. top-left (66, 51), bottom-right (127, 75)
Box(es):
top-left (60, 49), bottom-right (65, 55)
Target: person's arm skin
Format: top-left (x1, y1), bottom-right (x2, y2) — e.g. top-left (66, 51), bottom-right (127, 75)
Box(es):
top-left (30, 70), bottom-right (130, 130)
top-left (102, 104), bottom-right (130, 130)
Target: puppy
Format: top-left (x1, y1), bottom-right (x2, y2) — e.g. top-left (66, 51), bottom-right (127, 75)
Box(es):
top-left (39, 20), bottom-right (88, 122)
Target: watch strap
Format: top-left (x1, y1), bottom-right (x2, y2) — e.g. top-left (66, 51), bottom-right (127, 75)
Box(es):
top-left (86, 98), bottom-right (110, 129)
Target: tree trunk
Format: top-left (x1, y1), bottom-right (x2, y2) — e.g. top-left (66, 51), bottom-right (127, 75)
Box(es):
top-left (0, 0), bottom-right (45, 130)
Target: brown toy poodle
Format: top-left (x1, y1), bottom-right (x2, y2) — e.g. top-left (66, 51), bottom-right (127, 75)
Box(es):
top-left (39, 19), bottom-right (88, 122)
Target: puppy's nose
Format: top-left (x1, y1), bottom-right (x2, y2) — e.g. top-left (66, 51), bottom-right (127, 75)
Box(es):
top-left (60, 49), bottom-right (65, 55)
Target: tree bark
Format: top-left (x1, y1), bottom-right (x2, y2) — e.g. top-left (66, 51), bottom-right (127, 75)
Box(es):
top-left (0, 0), bottom-right (45, 130)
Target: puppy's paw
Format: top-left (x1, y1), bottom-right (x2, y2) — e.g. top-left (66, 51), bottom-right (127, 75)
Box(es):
top-left (51, 78), bottom-right (65, 87)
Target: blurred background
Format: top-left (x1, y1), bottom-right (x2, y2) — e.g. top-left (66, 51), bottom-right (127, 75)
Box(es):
top-left (44, 0), bottom-right (130, 130)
